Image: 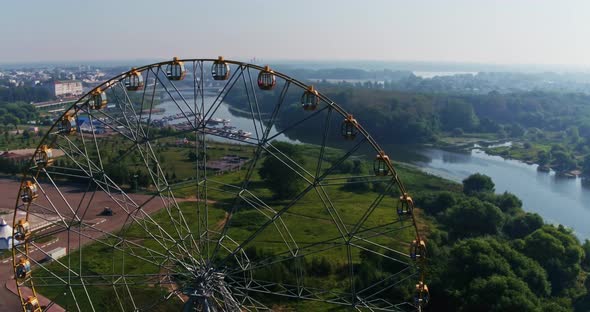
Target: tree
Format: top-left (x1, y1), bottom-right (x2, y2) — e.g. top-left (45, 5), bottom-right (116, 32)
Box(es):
top-left (582, 240), bottom-right (590, 271)
top-left (503, 213), bottom-right (544, 239)
top-left (440, 98), bottom-right (479, 131)
top-left (462, 275), bottom-right (542, 312)
top-left (438, 237), bottom-right (550, 311)
top-left (187, 150), bottom-right (198, 162)
top-left (444, 198), bottom-right (504, 238)
top-left (341, 177), bottom-right (371, 193)
top-left (494, 192), bottom-right (522, 215)
top-left (519, 226), bottom-right (584, 295)
top-left (258, 142), bottom-right (306, 199)
top-left (3, 114), bottom-right (20, 129)
top-left (417, 191), bottom-right (457, 215)
top-left (509, 124), bottom-right (526, 137)
top-left (566, 126), bottom-right (580, 143)
top-left (552, 150), bottom-right (577, 171)
top-left (583, 155), bottom-right (590, 177)
top-left (462, 173), bottom-right (495, 195)
top-left (538, 150), bottom-right (551, 166)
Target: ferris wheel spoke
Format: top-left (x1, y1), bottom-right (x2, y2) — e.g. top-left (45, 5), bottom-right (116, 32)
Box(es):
top-left (261, 79), bottom-right (291, 142)
top-left (106, 83), bottom-right (148, 142)
top-left (53, 134), bottom-right (106, 175)
top-left (67, 284), bottom-right (85, 311)
top-left (193, 60), bottom-right (205, 117)
top-left (119, 80), bottom-right (152, 140)
top-left (225, 236), bottom-right (348, 276)
top-left (27, 222), bottom-right (185, 278)
top-left (313, 184), bottom-right (349, 239)
top-left (227, 275), bottom-right (355, 307)
top-left (38, 170), bottom-right (100, 226)
top-left (50, 137), bottom-right (90, 172)
top-left (349, 178), bottom-right (397, 237)
top-left (141, 67), bottom-right (162, 139)
top-left (203, 64), bottom-right (245, 125)
top-left (218, 181), bottom-right (319, 265)
top-left (149, 66), bottom-right (197, 129)
top-left (29, 176), bottom-right (80, 228)
top-left (118, 80), bottom-right (159, 144)
top-left (159, 64), bottom-right (197, 117)
top-left (80, 83), bottom-right (149, 144)
top-left (240, 67), bottom-right (265, 139)
top-left (130, 142), bottom-right (202, 265)
top-left (314, 106), bottom-right (334, 178)
top-left (77, 106), bottom-right (139, 143)
top-left (264, 103), bottom-right (332, 143)
top-left (260, 143), bottom-right (315, 184)
top-left (82, 113), bottom-right (108, 179)
top-left (208, 103), bottom-right (298, 263)
top-left (61, 174), bottom-right (201, 269)
top-left (108, 84), bottom-right (143, 141)
top-left (16, 59), bottom-right (425, 310)
top-left (351, 221), bottom-right (416, 247)
top-left (30, 273), bottom-right (184, 287)
top-left (353, 265), bottom-right (417, 307)
top-left (77, 276), bottom-right (99, 312)
top-left (238, 190), bottom-right (298, 255)
top-left (221, 136), bottom-right (370, 265)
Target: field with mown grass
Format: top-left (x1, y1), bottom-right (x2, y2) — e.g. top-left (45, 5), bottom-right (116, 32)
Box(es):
top-left (30, 141), bottom-right (457, 310)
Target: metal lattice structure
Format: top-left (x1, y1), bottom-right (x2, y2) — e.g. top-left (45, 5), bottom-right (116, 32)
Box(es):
top-left (12, 58), bottom-right (428, 312)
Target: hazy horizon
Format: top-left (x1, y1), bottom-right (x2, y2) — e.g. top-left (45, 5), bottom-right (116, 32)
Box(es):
top-left (1, 0), bottom-right (590, 69)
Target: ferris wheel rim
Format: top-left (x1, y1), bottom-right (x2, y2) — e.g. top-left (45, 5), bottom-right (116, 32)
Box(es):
top-left (11, 57), bottom-right (427, 311)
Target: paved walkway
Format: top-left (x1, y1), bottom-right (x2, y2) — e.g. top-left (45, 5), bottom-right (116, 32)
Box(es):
top-left (0, 178), bottom-right (194, 310)
top-left (0, 267), bottom-right (21, 311)
top-left (6, 279), bottom-right (65, 312)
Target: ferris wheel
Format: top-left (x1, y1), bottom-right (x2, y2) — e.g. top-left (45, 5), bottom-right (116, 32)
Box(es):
top-left (12, 57), bottom-right (428, 312)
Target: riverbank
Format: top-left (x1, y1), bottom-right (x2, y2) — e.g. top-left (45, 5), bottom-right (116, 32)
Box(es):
top-left (435, 135), bottom-right (588, 179)
top-left (408, 144), bottom-right (590, 239)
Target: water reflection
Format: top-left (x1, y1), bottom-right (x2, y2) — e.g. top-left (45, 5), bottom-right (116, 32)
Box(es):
top-left (413, 147), bottom-right (590, 239)
top-left (155, 97), bottom-right (301, 144)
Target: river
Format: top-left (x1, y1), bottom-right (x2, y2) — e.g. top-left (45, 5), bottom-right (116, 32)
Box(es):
top-left (153, 97), bottom-right (301, 144)
top-left (407, 148), bottom-right (590, 240)
top-left (155, 97), bottom-right (590, 240)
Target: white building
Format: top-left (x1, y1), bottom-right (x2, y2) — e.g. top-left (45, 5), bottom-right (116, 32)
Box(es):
top-left (0, 218), bottom-right (13, 250)
top-left (54, 80), bottom-right (83, 97)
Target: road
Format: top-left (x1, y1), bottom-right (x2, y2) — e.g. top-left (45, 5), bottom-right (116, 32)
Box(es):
top-left (0, 178), bottom-right (189, 311)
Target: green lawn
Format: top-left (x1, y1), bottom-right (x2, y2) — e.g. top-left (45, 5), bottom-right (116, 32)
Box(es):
top-left (29, 141), bottom-right (449, 310)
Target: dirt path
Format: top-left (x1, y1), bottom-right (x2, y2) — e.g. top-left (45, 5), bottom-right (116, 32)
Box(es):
top-left (214, 212), bottom-right (231, 231)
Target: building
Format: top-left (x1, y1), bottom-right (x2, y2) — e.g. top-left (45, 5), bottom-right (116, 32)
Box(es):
top-left (0, 218), bottom-right (13, 250)
top-left (53, 80), bottom-right (83, 97)
top-left (77, 117), bottom-right (105, 134)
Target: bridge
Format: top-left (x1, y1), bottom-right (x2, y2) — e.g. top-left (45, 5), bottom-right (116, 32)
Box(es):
top-left (32, 99), bottom-right (77, 113)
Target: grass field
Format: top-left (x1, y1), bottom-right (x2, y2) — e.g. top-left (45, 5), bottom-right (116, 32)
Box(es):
top-left (28, 140), bottom-right (456, 310)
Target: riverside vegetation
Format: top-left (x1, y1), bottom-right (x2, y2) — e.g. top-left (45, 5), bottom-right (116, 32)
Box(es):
top-left (225, 84), bottom-right (590, 177)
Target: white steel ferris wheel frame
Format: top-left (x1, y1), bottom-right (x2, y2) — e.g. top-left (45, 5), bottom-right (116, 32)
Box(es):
top-left (12, 58), bottom-right (428, 312)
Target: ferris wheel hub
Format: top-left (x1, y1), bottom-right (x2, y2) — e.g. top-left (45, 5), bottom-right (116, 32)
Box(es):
top-left (182, 268), bottom-right (240, 311)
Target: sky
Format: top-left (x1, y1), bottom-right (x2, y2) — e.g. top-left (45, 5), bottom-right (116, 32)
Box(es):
top-left (1, 0), bottom-right (589, 67)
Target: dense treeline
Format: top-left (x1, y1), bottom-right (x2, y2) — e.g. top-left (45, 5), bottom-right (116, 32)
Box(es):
top-left (0, 84), bottom-right (53, 103)
top-left (416, 174), bottom-right (589, 311)
top-left (224, 85), bottom-right (590, 174)
top-left (0, 102), bottom-right (39, 128)
top-left (226, 85), bottom-right (590, 142)
top-left (276, 67), bottom-right (590, 94)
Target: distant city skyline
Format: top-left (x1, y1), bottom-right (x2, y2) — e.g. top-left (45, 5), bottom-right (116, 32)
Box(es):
top-left (1, 0), bottom-right (589, 69)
